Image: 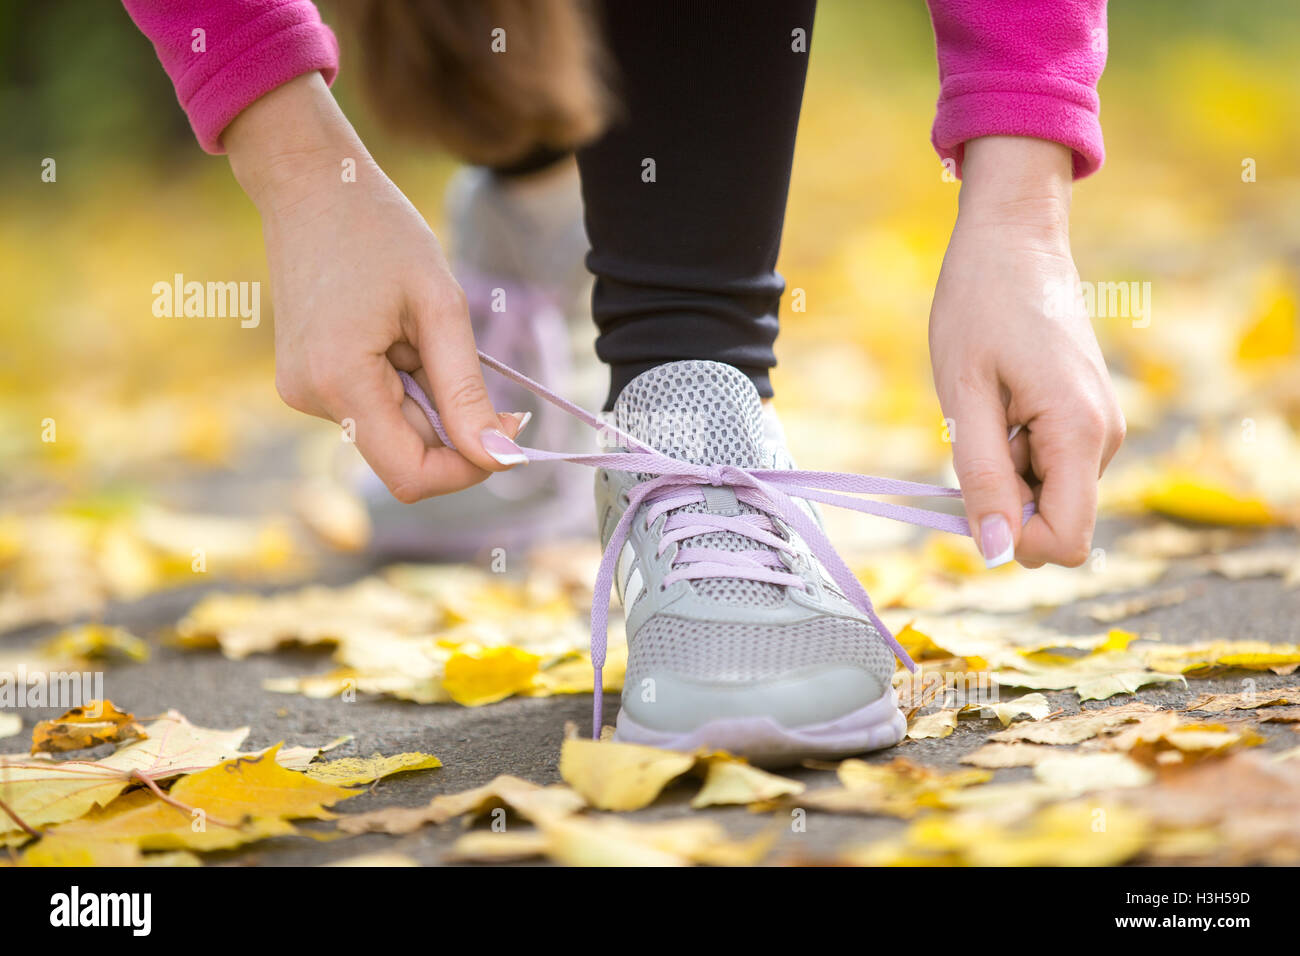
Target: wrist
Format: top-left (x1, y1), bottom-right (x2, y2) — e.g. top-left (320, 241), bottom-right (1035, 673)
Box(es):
top-left (225, 72), bottom-right (366, 215)
top-left (957, 136), bottom-right (1072, 235)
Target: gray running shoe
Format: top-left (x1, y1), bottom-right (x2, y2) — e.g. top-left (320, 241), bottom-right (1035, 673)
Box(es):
top-left (596, 361), bottom-right (907, 763)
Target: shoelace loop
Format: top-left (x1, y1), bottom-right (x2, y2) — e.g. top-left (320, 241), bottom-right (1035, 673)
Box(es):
top-left (399, 353), bottom-right (1035, 739)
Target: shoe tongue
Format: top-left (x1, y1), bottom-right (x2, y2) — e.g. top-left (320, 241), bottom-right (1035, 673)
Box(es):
top-left (611, 361), bottom-right (766, 468)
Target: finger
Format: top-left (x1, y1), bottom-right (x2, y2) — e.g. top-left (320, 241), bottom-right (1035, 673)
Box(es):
top-left (950, 395), bottom-right (1026, 569)
top-left (401, 366), bottom-right (531, 450)
top-left (1016, 422), bottom-right (1103, 567)
top-left (326, 354), bottom-right (492, 502)
top-left (386, 342), bottom-right (422, 372)
top-left (408, 284), bottom-right (524, 472)
top-left (1010, 427), bottom-right (1032, 476)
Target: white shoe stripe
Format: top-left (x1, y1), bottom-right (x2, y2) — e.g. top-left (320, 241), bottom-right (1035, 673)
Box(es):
top-left (616, 541), bottom-right (636, 603)
top-left (624, 567), bottom-right (645, 615)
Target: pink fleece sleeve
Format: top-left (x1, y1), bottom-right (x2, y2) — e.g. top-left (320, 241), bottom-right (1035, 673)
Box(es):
top-left (927, 0), bottom-right (1107, 179)
top-left (122, 0), bottom-right (339, 154)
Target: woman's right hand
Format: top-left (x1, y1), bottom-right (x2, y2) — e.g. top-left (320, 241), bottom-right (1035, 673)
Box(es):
top-left (224, 73), bottom-right (526, 502)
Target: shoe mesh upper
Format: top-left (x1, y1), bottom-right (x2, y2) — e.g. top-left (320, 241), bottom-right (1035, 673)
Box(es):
top-left (611, 361), bottom-right (893, 689)
top-left (613, 362), bottom-right (783, 607)
top-left (627, 615), bottom-right (896, 686)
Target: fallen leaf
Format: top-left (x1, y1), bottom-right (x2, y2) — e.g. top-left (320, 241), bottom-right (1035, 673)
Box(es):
top-left (961, 741), bottom-right (1062, 768)
top-left (444, 829), bottom-right (553, 863)
top-left (907, 709), bottom-right (958, 739)
top-left (559, 739), bottom-right (696, 811)
top-left (690, 759), bottom-right (803, 808)
top-left (337, 775), bottom-right (584, 834)
top-left (1107, 713), bottom-right (1265, 765)
top-left (44, 745), bottom-right (360, 852)
top-left (1033, 752), bottom-right (1155, 792)
top-left (1075, 670), bottom-right (1187, 702)
top-left (892, 800), bottom-right (1149, 866)
top-left (31, 700), bottom-right (146, 754)
top-left (0, 711), bottom-right (248, 836)
top-left (441, 647), bottom-right (540, 706)
top-left (990, 702), bottom-right (1160, 745)
top-left (302, 752), bottom-right (442, 787)
top-left (1202, 546), bottom-right (1300, 584)
top-left (994, 645), bottom-right (1186, 701)
top-left (987, 692), bottom-right (1052, 727)
top-left (18, 834), bottom-right (199, 867)
top-left (1186, 685), bottom-right (1300, 712)
top-left (35, 625), bottom-right (149, 662)
top-left (1145, 641), bottom-right (1300, 676)
top-left (1138, 472), bottom-right (1276, 527)
top-left (1116, 752), bottom-right (1300, 864)
top-left (1084, 587), bottom-right (1189, 624)
top-left (322, 852), bottom-right (420, 867)
top-left (798, 758), bottom-right (991, 818)
top-left (542, 816), bottom-right (775, 867)
top-left (294, 478), bottom-right (371, 552)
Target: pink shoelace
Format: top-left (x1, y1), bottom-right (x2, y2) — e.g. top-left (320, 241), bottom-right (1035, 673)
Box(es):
top-left (400, 352), bottom-right (1034, 737)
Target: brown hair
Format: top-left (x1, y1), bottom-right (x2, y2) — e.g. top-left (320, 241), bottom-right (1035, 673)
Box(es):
top-left (333, 0), bottom-right (616, 167)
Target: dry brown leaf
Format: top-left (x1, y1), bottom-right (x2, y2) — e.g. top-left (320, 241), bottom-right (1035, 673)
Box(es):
top-left (30, 700), bottom-right (145, 754)
top-left (798, 758), bottom-right (991, 818)
top-left (960, 741), bottom-right (1063, 769)
top-left (989, 701), bottom-right (1159, 745)
top-left (337, 775), bottom-right (584, 835)
top-left (1116, 752), bottom-right (1300, 863)
top-left (1107, 713), bottom-right (1266, 765)
top-left (1186, 685), bottom-right (1300, 712)
top-left (1084, 587), bottom-right (1189, 624)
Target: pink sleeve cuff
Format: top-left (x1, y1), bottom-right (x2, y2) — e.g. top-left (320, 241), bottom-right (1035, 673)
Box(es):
top-left (124, 0), bottom-right (339, 154)
top-left (927, 0), bottom-right (1108, 180)
top-left (932, 74), bottom-right (1104, 179)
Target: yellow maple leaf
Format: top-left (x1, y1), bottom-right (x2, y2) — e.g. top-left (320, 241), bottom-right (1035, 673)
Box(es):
top-left (0, 711), bottom-right (248, 836)
top-left (46, 745), bottom-right (359, 852)
top-left (690, 758), bottom-right (804, 808)
top-left (35, 625), bottom-right (149, 663)
top-left (442, 646), bottom-right (540, 706)
top-left (1138, 472), bottom-right (1276, 526)
top-left (18, 834), bottom-right (200, 867)
top-left (559, 739), bottom-right (696, 811)
top-left (303, 752), bottom-right (442, 787)
top-left (1236, 281), bottom-right (1297, 364)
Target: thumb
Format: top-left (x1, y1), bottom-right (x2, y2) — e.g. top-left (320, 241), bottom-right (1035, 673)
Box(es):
top-left (950, 400), bottom-right (1023, 568)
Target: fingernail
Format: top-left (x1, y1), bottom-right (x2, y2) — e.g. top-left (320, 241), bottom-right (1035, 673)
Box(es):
top-left (506, 411), bottom-right (533, 437)
top-left (979, 514), bottom-right (1014, 568)
top-left (480, 427), bottom-right (527, 466)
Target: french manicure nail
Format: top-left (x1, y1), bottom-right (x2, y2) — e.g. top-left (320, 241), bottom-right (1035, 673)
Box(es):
top-left (481, 427), bottom-right (528, 466)
top-left (510, 411), bottom-right (533, 437)
top-left (980, 513), bottom-right (1014, 568)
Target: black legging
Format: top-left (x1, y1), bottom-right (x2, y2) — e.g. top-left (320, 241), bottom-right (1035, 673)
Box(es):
top-left (576, 0), bottom-right (816, 409)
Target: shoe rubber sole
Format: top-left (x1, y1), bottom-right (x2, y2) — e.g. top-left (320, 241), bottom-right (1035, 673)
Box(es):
top-left (612, 689), bottom-right (907, 766)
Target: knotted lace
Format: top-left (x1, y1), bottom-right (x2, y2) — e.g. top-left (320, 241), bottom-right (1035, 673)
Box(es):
top-left (399, 352), bottom-right (1034, 738)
